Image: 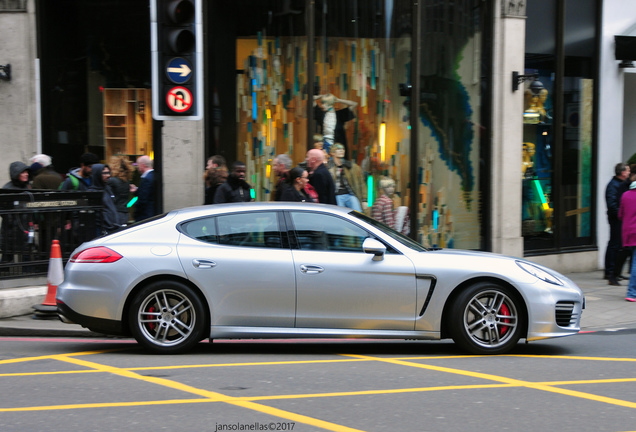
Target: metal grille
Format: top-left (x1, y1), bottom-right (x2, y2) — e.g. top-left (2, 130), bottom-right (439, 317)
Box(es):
top-left (555, 301), bottom-right (577, 327)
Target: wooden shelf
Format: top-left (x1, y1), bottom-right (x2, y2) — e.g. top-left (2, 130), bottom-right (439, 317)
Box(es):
top-left (103, 89), bottom-right (153, 160)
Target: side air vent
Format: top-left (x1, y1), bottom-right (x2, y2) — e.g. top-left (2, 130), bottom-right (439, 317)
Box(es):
top-left (555, 301), bottom-right (577, 327)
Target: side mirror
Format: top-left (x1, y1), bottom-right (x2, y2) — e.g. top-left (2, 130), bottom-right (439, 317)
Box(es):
top-left (363, 238), bottom-right (386, 261)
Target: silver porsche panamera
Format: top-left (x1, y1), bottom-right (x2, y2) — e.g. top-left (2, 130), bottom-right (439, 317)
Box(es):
top-left (56, 202), bottom-right (584, 355)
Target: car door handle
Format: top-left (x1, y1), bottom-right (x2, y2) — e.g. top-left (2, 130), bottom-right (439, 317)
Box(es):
top-left (192, 259), bottom-right (216, 269)
top-left (300, 264), bottom-right (324, 274)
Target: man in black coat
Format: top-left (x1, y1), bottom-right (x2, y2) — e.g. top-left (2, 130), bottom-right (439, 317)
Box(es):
top-left (214, 161), bottom-right (253, 203)
top-left (306, 149), bottom-right (336, 205)
top-left (133, 155), bottom-right (157, 222)
top-left (605, 162), bottom-right (630, 285)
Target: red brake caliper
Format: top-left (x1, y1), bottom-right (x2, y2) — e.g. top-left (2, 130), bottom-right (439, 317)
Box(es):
top-left (147, 306), bottom-right (156, 331)
top-left (499, 303), bottom-right (510, 336)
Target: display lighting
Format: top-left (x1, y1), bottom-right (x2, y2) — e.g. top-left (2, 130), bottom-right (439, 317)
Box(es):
top-left (367, 175), bottom-right (374, 207)
top-left (379, 121), bottom-right (386, 161)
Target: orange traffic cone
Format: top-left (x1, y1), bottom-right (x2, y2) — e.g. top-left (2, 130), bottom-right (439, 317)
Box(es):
top-left (33, 240), bottom-right (64, 318)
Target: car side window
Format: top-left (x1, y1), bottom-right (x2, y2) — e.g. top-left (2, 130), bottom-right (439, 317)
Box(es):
top-left (290, 212), bottom-right (369, 252)
top-left (181, 217), bottom-right (219, 244)
top-left (217, 212), bottom-right (282, 249)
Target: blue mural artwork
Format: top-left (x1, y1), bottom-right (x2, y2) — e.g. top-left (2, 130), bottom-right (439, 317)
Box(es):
top-left (419, 58), bottom-right (475, 210)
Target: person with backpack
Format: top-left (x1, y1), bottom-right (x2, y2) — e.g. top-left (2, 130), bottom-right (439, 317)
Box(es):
top-left (59, 152), bottom-right (99, 191)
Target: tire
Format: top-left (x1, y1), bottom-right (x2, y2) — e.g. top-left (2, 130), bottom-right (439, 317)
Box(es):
top-left (128, 281), bottom-right (207, 354)
top-left (449, 282), bottom-right (524, 355)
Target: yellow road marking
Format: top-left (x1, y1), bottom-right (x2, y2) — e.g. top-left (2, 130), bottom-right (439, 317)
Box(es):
top-left (4, 349), bottom-right (636, 425)
top-left (345, 354), bottom-right (636, 409)
top-left (0, 348), bottom-right (128, 365)
top-left (51, 355), bottom-right (366, 432)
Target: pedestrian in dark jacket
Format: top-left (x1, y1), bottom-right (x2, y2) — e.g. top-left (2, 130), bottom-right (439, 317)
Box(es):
top-left (306, 149), bottom-right (336, 205)
top-left (1, 161), bottom-right (32, 264)
top-left (132, 155), bottom-right (157, 222)
top-left (59, 152), bottom-right (100, 191)
top-left (29, 154), bottom-right (63, 190)
top-left (214, 161), bottom-right (253, 203)
top-left (605, 162), bottom-right (630, 286)
top-left (280, 167), bottom-right (314, 202)
top-left (2, 161), bottom-right (31, 190)
top-left (108, 155), bottom-right (134, 225)
top-left (88, 164), bottom-right (119, 236)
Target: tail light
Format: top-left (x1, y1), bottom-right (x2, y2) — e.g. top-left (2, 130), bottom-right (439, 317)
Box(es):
top-left (70, 247), bottom-right (123, 263)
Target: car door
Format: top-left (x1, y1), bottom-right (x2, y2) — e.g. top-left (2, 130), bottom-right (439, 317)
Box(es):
top-left (288, 210), bottom-right (417, 330)
top-left (176, 211), bottom-right (296, 327)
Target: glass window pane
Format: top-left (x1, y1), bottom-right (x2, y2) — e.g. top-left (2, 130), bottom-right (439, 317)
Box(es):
top-left (560, 76), bottom-right (594, 246)
top-left (217, 212), bottom-right (282, 248)
top-left (180, 217), bottom-right (218, 244)
top-left (313, 0), bottom-right (413, 224)
top-left (291, 212), bottom-right (369, 252)
top-left (416, 0), bottom-right (487, 249)
top-left (522, 68), bottom-right (556, 250)
top-left (233, 0), bottom-right (308, 201)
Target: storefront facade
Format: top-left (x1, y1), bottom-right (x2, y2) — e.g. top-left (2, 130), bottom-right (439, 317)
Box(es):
top-left (4, 0), bottom-right (631, 275)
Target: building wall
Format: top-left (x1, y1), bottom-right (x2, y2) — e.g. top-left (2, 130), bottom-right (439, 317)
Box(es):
top-left (623, 72), bottom-right (636, 161)
top-left (598, 0), bottom-right (636, 271)
top-left (0, 0), bottom-right (620, 275)
top-left (0, 0), bottom-right (38, 180)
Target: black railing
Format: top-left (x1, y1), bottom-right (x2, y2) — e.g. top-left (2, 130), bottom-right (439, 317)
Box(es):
top-left (0, 190), bottom-right (103, 280)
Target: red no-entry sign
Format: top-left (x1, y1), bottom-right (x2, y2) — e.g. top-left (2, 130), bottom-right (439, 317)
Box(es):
top-left (166, 86), bottom-right (193, 113)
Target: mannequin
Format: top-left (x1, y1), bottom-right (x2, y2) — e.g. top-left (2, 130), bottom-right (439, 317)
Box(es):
top-left (372, 177), bottom-right (410, 235)
top-left (522, 142), bottom-right (535, 179)
top-left (313, 93), bottom-right (357, 155)
top-left (327, 143), bottom-right (366, 211)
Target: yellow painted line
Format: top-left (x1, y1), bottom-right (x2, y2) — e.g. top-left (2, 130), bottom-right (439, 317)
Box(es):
top-left (0, 384), bottom-right (513, 413)
top-left (0, 348), bottom-right (128, 365)
top-left (0, 370), bottom-right (102, 377)
top-left (0, 398), bottom-right (213, 412)
top-left (52, 355), bottom-right (366, 432)
top-left (507, 354), bottom-right (636, 362)
top-left (127, 358), bottom-right (368, 371)
top-left (345, 354), bottom-right (636, 410)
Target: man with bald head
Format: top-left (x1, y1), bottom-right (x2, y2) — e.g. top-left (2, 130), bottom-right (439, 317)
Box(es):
top-left (133, 155), bottom-right (157, 222)
top-left (306, 149), bottom-right (336, 205)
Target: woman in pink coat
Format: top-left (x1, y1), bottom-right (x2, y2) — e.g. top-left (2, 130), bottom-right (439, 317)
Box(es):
top-left (618, 181), bottom-right (636, 301)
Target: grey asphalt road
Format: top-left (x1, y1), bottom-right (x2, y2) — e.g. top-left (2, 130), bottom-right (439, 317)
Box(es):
top-left (2, 329), bottom-right (636, 432)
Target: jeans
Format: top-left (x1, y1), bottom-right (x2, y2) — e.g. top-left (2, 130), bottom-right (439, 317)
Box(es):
top-left (628, 249), bottom-right (636, 298)
top-left (336, 194), bottom-right (362, 211)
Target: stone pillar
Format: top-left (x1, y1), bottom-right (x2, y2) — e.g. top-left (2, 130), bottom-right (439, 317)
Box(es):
top-left (161, 120), bottom-right (205, 212)
top-left (490, 0), bottom-right (526, 256)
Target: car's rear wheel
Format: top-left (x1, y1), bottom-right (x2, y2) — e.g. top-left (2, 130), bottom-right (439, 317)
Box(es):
top-left (128, 281), bottom-right (206, 354)
top-left (449, 282), bottom-right (524, 355)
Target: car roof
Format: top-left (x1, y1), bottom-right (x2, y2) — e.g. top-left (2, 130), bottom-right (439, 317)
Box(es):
top-left (169, 202), bottom-right (355, 220)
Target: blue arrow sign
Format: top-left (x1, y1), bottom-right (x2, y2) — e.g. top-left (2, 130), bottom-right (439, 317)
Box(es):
top-left (166, 57), bottom-right (192, 84)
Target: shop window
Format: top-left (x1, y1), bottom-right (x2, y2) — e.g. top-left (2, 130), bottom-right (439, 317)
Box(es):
top-left (523, 0), bottom-right (597, 253)
top-left (416, 1), bottom-right (487, 250)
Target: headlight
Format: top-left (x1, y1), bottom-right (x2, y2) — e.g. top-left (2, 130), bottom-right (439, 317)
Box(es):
top-left (516, 261), bottom-right (563, 286)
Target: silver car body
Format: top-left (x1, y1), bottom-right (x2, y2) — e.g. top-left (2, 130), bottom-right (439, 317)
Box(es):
top-left (56, 202), bottom-right (584, 349)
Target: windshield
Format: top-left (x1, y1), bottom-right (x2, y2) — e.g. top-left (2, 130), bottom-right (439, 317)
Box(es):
top-left (351, 212), bottom-right (427, 252)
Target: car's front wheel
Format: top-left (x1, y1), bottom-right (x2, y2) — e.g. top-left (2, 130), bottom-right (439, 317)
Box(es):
top-left (128, 281), bottom-right (206, 354)
top-left (449, 282), bottom-right (524, 355)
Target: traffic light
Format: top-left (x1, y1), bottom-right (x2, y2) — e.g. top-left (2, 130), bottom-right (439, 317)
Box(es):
top-left (151, 0), bottom-right (203, 120)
